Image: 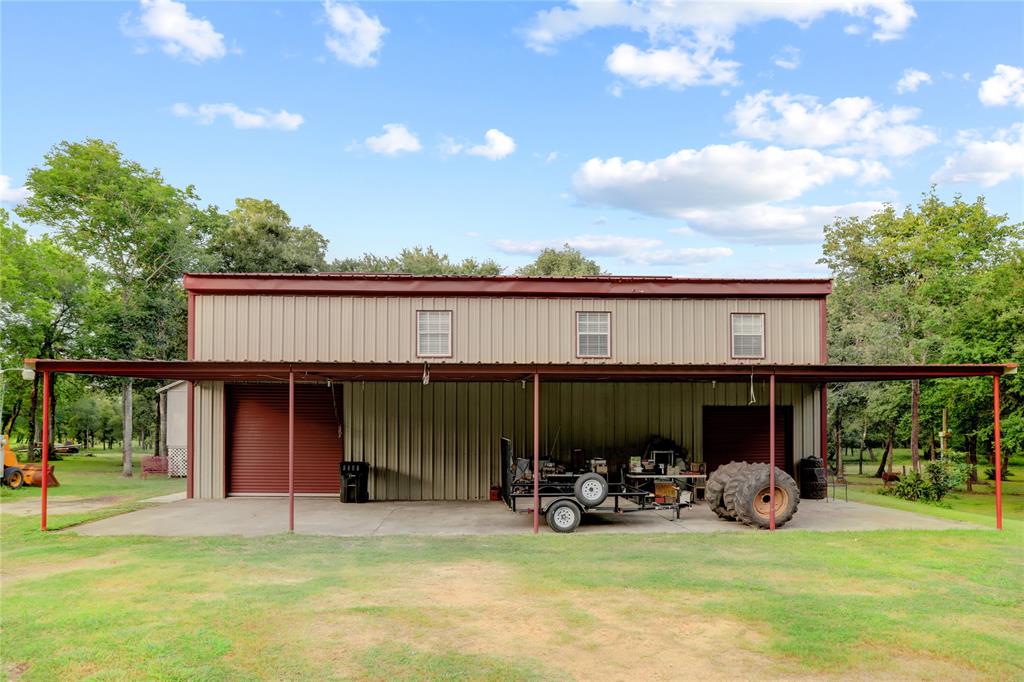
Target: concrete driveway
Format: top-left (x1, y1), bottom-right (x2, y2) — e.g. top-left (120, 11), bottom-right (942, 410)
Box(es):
top-left (69, 497), bottom-right (984, 537)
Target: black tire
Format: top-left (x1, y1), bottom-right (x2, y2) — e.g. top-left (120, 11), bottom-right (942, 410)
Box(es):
top-left (705, 461), bottom-right (746, 513)
top-left (734, 466), bottom-right (800, 528)
top-left (723, 463), bottom-right (755, 519)
top-left (573, 472), bottom-right (608, 508)
top-left (546, 500), bottom-right (582, 533)
top-left (5, 468), bottom-right (24, 490)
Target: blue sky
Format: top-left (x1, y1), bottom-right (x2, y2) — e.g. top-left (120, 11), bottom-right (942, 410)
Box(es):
top-left (2, 1), bottom-right (1022, 276)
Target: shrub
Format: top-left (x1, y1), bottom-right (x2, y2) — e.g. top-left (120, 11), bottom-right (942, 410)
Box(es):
top-left (881, 451), bottom-right (971, 503)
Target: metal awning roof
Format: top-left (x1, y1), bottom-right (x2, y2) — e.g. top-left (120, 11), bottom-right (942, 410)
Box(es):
top-left (24, 359), bottom-right (1017, 383)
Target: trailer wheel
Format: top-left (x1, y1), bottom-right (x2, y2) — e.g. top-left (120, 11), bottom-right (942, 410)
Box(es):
top-left (573, 472), bottom-right (609, 507)
top-left (546, 500), bottom-right (582, 533)
top-left (4, 468), bottom-right (24, 490)
top-left (734, 466), bottom-right (800, 528)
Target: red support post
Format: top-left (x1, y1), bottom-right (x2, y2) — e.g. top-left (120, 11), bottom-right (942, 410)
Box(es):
top-left (288, 369), bottom-right (295, 532)
top-left (533, 371), bottom-right (540, 534)
top-left (994, 376), bottom-right (1003, 531)
top-left (820, 384), bottom-right (828, 491)
top-left (769, 374), bottom-right (776, 531)
top-left (40, 371), bottom-right (51, 531)
top-left (186, 381), bottom-right (194, 499)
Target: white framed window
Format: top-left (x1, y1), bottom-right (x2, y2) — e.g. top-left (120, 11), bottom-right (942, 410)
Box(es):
top-left (416, 310), bottom-right (452, 358)
top-left (576, 311), bottom-right (611, 358)
top-left (731, 313), bottom-right (765, 359)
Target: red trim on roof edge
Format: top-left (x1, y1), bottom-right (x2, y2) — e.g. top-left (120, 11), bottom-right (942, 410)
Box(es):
top-left (183, 273), bottom-right (832, 298)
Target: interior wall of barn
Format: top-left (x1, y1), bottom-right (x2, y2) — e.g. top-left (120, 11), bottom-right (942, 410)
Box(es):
top-left (342, 381), bottom-right (819, 501)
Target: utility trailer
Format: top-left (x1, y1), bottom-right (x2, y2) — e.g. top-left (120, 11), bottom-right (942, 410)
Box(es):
top-left (500, 438), bottom-right (691, 533)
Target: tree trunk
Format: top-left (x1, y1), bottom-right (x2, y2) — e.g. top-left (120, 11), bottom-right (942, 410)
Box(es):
top-left (158, 392), bottom-right (167, 457)
top-left (4, 398), bottom-right (21, 436)
top-left (834, 420), bottom-right (844, 481)
top-left (875, 430), bottom-right (894, 478)
top-left (26, 374), bottom-right (40, 461)
top-left (910, 379), bottom-right (921, 473)
top-left (122, 380), bottom-right (133, 477)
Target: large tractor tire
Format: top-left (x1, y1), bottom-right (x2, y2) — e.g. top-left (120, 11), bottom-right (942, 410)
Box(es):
top-left (733, 466), bottom-right (800, 528)
top-left (706, 461), bottom-right (748, 520)
top-left (4, 467), bottom-right (24, 489)
top-left (722, 462), bottom-right (756, 519)
top-left (573, 472), bottom-right (609, 508)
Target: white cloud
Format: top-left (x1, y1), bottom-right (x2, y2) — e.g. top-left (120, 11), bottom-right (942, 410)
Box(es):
top-left (493, 234), bottom-right (732, 266)
top-left (844, 24), bottom-right (864, 35)
top-left (731, 91), bottom-right (937, 157)
top-left (525, 1), bottom-right (913, 92)
top-left (125, 0), bottom-right (226, 63)
top-left (172, 103), bottom-right (304, 131)
top-left (895, 68), bottom-right (932, 94)
top-left (978, 64), bottom-right (1024, 107)
top-left (323, 0), bottom-right (386, 67)
top-left (466, 129), bottom-right (517, 160)
top-left (772, 45), bottom-right (800, 70)
top-left (0, 175), bottom-right (32, 204)
top-left (525, 1), bottom-right (915, 52)
top-left (361, 124), bottom-right (422, 155)
top-left (670, 201), bottom-right (885, 243)
top-left (932, 123), bottom-right (1024, 188)
top-left (606, 43), bottom-right (739, 89)
top-left (573, 142), bottom-right (888, 218)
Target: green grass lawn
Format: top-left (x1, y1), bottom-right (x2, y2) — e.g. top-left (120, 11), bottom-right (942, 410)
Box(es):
top-left (2, 453), bottom-right (1022, 680)
top-left (835, 448), bottom-right (1023, 530)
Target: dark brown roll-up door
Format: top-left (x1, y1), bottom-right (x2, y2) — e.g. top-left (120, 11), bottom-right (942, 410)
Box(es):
top-left (227, 384), bottom-right (343, 494)
top-left (703, 406), bottom-right (792, 475)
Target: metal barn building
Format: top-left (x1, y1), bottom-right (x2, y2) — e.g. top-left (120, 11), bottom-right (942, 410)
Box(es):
top-left (183, 274), bottom-right (829, 500)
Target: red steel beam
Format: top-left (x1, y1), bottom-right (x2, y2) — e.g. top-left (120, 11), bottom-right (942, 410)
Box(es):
top-left (533, 371), bottom-right (540, 535)
top-left (40, 371), bottom-right (50, 531)
top-left (994, 376), bottom-right (1002, 531)
top-left (289, 369), bottom-right (295, 532)
top-left (186, 381), bottom-right (194, 499)
top-left (769, 374), bottom-right (776, 531)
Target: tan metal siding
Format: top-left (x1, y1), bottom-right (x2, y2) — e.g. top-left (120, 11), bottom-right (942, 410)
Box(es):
top-left (195, 295), bottom-right (823, 364)
top-left (341, 381), bottom-right (818, 501)
top-left (192, 381), bottom-right (225, 499)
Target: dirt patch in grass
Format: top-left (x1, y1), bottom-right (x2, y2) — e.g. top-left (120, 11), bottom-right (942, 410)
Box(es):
top-left (0, 550), bottom-right (132, 586)
top-left (0, 495), bottom-right (126, 516)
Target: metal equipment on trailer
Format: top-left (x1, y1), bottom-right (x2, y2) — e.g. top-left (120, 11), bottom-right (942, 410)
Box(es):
top-left (499, 437), bottom-right (700, 533)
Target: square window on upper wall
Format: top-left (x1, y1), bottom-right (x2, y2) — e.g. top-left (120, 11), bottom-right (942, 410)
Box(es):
top-left (731, 313), bottom-right (765, 359)
top-left (577, 311), bottom-right (611, 358)
top-left (417, 310), bottom-right (452, 358)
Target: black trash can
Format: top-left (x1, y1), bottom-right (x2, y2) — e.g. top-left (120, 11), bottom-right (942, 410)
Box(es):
top-left (798, 457), bottom-right (827, 499)
top-left (340, 461), bottom-right (369, 503)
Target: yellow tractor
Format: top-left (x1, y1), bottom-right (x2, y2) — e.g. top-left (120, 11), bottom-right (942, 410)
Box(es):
top-left (2, 435), bottom-right (59, 489)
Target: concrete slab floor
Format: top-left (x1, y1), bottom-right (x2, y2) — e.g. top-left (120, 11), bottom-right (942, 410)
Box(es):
top-left (68, 497), bottom-right (985, 537)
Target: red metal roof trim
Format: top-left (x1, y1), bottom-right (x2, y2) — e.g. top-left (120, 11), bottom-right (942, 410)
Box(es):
top-left (183, 273), bottom-right (832, 298)
top-left (25, 359), bottom-right (1015, 383)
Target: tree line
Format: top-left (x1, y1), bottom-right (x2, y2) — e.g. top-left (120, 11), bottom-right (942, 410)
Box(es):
top-left (1, 139), bottom-right (1020, 482)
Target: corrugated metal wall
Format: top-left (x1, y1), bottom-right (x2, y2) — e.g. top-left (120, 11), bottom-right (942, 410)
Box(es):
top-left (194, 295), bottom-right (823, 365)
top-left (341, 381), bottom-right (819, 501)
top-left (192, 381), bottom-right (225, 499)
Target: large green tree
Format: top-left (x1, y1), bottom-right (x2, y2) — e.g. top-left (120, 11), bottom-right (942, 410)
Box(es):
top-left (206, 198), bottom-right (328, 273)
top-left (820, 190), bottom-right (1022, 476)
top-left (332, 246), bottom-right (501, 275)
top-left (0, 210), bottom-right (94, 456)
top-left (516, 245), bottom-right (603, 276)
top-left (16, 139), bottom-right (202, 474)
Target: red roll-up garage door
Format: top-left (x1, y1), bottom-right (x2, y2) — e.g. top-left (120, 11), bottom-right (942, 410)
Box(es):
top-left (703, 406), bottom-right (792, 475)
top-left (227, 384), bottom-right (343, 494)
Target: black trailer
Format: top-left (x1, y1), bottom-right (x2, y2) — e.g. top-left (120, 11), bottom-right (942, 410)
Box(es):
top-left (500, 437), bottom-right (691, 533)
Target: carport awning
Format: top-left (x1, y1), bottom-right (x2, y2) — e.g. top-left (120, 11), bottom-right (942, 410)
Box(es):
top-left (23, 358), bottom-right (1018, 382)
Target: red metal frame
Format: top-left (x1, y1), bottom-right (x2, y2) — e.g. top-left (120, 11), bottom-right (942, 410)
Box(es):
top-left (184, 273), bottom-right (832, 299)
top-left (769, 374), bottom-right (776, 531)
top-left (575, 310), bottom-right (612, 359)
top-left (819, 298), bottom-right (829, 491)
top-left (415, 310), bottom-right (453, 359)
top-left (729, 312), bottom-right (766, 360)
top-left (40, 371), bottom-right (50, 531)
top-left (288, 369), bottom-right (295, 532)
top-left (994, 376), bottom-right (1002, 530)
top-left (187, 292), bottom-right (195, 499)
top-left (533, 372), bottom-right (540, 534)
